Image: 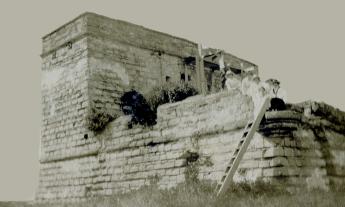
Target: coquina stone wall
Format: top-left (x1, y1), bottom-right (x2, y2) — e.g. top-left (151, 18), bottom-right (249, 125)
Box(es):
top-left (37, 90), bottom-right (345, 201)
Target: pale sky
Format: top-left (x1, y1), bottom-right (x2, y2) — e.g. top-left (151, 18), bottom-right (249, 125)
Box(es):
top-left (0, 0), bottom-right (344, 201)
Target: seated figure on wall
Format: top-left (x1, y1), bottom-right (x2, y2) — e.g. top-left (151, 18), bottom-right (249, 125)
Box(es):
top-left (263, 79), bottom-right (287, 111)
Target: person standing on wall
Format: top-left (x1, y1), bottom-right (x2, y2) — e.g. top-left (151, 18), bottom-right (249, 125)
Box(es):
top-left (225, 70), bottom-right (242, 92)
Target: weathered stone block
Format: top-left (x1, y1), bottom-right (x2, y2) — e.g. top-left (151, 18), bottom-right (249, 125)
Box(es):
top-left (269, 157), bottom-right (288, 167)
top-left (263, 147), bottom-right (285, 158)
top-left (259, 160), bottom-right (270, 168)
top-left (240, 160), bottom-right (259, 169)
top-left (284, 147), bottom-right (295, 157)
top-left (263, 167), bottom-right (288, 177)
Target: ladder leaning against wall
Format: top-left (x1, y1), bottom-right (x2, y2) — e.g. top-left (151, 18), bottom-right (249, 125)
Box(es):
top-left (215, 97), bottom-right (271, 197)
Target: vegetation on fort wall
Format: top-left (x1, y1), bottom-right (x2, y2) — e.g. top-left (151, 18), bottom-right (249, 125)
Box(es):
top-left (145, 82), bottom-right (199, 113)
top-left (86, 82), bottom-right (198, 131)
top-left (119, 90), bottom-right (157, 127)
top-left (119, 82), bottom-right (198, 128)
top-left (86, 107), bottom-right (116, 132)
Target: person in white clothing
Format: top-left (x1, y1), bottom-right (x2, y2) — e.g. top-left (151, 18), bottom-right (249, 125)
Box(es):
top-left (264, 79), bottom-right (287, 111)
top-left (225, 70), bottom-right (242, 92)
top-left (241, 71), bottom-right (256, 96)
top-left (246, 75), bottom-right (268, 116)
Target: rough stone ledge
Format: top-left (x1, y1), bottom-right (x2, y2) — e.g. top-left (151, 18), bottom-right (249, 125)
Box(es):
top-left (105, 139), bottom-right (177, 154)
top-left (288, 101), bottom-right (345, 133)
top-left (41, 33), bottom-right (89, 58)
top-left (40, 149), bottom-right (99, 164)
top-left (259, 110), bottom-right (302, 137)
top-left (264, 110), bottom-right (302, 122)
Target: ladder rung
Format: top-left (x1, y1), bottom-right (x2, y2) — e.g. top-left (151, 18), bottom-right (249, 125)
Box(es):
top-left (246, 122), bottom-right (253, 128)
top-left (221, 176), bottom-right (226, 182)
top-left (225, 166), bottom-right (231, 173)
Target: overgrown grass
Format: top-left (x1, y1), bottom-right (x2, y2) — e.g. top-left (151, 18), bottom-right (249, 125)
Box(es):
top-left (145, 82), bottom-right (199, 113)
top-left (3, 182), bottom-right (345, 207)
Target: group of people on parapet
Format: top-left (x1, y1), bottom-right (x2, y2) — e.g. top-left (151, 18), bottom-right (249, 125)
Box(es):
top-left (201, 47), bottom-right (287, 115)
top-left (221, 66), bottom-right (287, 115)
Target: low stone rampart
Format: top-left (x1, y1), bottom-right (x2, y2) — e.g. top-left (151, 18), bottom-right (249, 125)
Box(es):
top-left (36, 91), bottom-right (345, 201)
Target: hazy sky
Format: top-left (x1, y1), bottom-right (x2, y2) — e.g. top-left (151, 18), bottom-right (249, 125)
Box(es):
top-left (0, 0), bottom-right (344, 201)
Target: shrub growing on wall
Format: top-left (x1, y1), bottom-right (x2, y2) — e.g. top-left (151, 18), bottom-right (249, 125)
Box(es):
top-left (146, 82), bottom-right (199, 113)
top-left (120, 83), bottom-right (198, 128)
top-left (86, 107), bottom-right (116, 132)
top-left (120, 90), bottom-right (157, 127)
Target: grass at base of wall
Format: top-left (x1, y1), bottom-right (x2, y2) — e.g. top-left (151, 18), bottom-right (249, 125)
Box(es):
top-left (2, 182), bottom-right (345, 207)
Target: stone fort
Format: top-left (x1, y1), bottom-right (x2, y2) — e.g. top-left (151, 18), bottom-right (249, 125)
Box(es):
top-left (37, 12), bottom-right (345, 201)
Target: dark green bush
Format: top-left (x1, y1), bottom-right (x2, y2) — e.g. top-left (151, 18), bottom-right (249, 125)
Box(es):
top-left (119, 83), bottom-right (198, 128)
top-left (120, 90), bottom-right (157, 127)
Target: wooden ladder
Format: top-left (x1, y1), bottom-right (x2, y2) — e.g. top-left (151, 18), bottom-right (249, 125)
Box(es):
top-left (215, 97), bottom-right (271, 197)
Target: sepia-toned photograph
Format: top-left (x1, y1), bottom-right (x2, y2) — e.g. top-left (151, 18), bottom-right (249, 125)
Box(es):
top-left (0, 1), bottom-right (344, 206)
